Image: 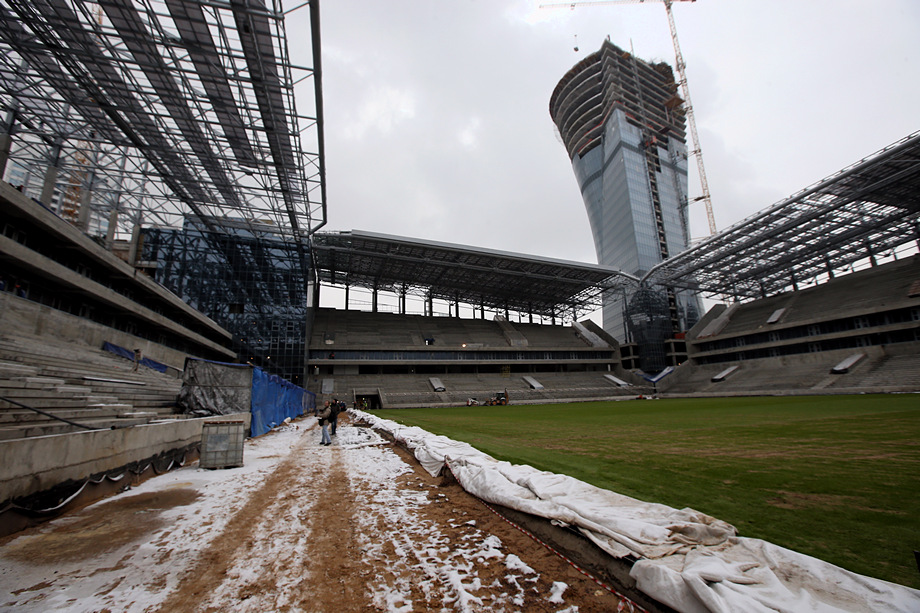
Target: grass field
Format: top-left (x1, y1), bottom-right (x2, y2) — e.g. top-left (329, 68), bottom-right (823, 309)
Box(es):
top-left (374, 394), bottom-right (920, 589)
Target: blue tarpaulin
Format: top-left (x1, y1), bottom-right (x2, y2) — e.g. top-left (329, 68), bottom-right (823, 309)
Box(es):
top-left (102, 341), bottom-right (168, 373)
top-left (178, 359), bottom-right (315, 438)
top-left (250, 367), bottom-right (307, 437)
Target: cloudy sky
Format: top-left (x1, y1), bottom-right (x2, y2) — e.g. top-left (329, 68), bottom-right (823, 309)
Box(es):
top-left (286, 0), bottom-right (918, 308)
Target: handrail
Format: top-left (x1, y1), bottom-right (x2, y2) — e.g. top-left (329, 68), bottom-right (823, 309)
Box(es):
top-left (0, 395), bottom-right (103, 431)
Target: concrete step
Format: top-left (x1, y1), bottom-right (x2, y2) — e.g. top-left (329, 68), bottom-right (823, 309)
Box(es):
top-left (0, 416), bottom-right (152, 440)
top-left (55, 385), bottom-right (88, 394)
top-left (0, 362), bottom-right (39, 377)
top-left (0, 405), bottom-right (146, 424)
top-left (0, 391), bottom-right (176, 412)
top-left (19, 377), bottom-right (67, 389)
top-left (88, 403), bottom-right (133, 412)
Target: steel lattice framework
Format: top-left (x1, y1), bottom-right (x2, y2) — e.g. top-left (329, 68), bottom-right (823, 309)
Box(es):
top-left (0, 0), bottom-right (325, 242)
top-left (645, 130), bottom-right (920, 300)
top-left (311, 230), bottom-right (640, 320)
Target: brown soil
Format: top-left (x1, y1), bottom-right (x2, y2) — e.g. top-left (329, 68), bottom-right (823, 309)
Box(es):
top-left (3, 416), bottom-right (631, 611)
top-left (384, 443), bottom-right (623, 612)
top-left (3, 489), bottom-right (200, 564)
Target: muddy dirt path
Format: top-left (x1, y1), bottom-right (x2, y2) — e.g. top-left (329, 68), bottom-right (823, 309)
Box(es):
top-left (1, 417), bottom-right (622, 612)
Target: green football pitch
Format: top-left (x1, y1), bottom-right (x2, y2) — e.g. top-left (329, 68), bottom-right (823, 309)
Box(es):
top-left (373, 394), bottom-right (920, 589)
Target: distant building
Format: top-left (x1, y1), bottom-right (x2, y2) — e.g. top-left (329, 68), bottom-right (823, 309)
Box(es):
top-left (550, 40), bottom-right (701, 372)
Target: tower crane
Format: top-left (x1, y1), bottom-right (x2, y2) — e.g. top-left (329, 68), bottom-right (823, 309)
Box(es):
top-left (541, 0), bottom-right (717, 236)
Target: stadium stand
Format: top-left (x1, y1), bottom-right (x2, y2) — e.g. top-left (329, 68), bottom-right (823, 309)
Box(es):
top-left (659, 255), bottom-right (920, 395)
top-left (307, 308), bottom-right (649, 407)
top-left (0, 331), bottom-right (182, 440)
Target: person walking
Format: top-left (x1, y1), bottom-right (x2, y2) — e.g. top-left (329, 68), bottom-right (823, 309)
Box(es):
top-left (317, 401), bottom-right (332, 446)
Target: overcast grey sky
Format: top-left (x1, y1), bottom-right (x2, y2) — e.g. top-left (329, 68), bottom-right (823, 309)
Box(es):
top-left (287, 0), bottom-right (918, 309)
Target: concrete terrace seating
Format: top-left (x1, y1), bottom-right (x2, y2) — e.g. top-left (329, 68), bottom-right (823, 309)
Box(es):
top-left (513, 322), bottom-right (592, 348)
top-left (325, 371), bottom-right (649, 408)
top-left (827, 351), bottom-right (920, 390)
top-left (0, 333), bottom-right (183, 439)
top-left (711, 295), bottom-right (791, 338)
top-left (311, 308), bottom-right (624, 356)
top-left (661, 343), bottom-right (920, 396)
top-left (312, 309), bottom-right (582, 350)
top-left (715, 256), bottom-right (920, 338)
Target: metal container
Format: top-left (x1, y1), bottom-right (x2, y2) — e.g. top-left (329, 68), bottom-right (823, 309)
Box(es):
top-left (199, 420), bottom-right (245, 469)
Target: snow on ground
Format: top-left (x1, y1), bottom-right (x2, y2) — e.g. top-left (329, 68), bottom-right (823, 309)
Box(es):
top-left (0, 421), bottom-right (308, 612)
top-left (0, 418), bottom-right (583, 612)
top-left (334, 423), bottom-right (546, 612)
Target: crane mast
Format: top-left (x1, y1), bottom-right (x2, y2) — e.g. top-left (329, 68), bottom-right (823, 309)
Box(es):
top-left (541, 0), bottom-right (717, 235)
top-left (662, 1), bottom-right (716, 236)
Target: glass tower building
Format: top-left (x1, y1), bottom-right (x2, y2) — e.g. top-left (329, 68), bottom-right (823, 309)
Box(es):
top-left (550, 40), bottom-right (701, 371)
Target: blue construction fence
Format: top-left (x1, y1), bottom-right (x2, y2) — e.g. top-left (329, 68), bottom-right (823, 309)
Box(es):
top-left (250, 367), bottom-right (316, 437)
top-left (178, 358), bottom-right (316, 438)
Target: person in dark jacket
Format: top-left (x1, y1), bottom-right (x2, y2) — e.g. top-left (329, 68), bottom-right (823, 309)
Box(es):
top-left (330, 399), bottom-right (344, 436)
top-left (317, 401), bottom-right (332, 446)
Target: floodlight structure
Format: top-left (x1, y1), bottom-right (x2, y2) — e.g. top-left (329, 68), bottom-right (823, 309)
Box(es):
top-left (0, 0), bottom-right (325, 246)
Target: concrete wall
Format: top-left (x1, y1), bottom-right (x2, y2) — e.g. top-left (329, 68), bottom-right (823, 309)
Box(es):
top-left (0, 183), bottom-right (235, 361)
top-left (0, 412), bottom-right (251, 502)
top-left (0, 291), bottom-right (190, 372)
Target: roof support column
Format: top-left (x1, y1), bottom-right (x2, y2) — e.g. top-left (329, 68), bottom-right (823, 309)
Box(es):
top-left (427, 292), bottom-right (433, 317)
top-left (480, 302), bottom-right (485, 320)
top-left (77, 170), bottom-right (95, 231)
top-left (127, 213), bottom-right (143, 266)
top-left (344, 284), bottom-right (350, 310)
top-left (400, 285), bottom-right (407, 315)
top-left (105, 203), bottom-right (119, 249)
top-left (303, 272), bottom-right (318, 385)
top-left (372, 283), bottom-right (378, 313)
top-left (824, 255), bottom-right (835, 280)
top-left (865, 240), bottom-right (878, 267)
top-left (105, 154), bottom-right (130, 250)
top-left (40, 140), bottom-right (62, 208)
top-left (0, 112), bottom-right (14, 180)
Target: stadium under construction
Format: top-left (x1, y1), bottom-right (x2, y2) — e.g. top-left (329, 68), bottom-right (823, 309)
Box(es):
top-left (0, 1), bottom-right (919, 610)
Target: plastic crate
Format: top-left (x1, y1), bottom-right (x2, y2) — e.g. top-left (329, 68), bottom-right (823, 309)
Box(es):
top-left (200, 420), bottom-right (245, 469)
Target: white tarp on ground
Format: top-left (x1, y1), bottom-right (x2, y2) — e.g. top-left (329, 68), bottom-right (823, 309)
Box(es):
top-left (354, 410), bottom-right (920, 613)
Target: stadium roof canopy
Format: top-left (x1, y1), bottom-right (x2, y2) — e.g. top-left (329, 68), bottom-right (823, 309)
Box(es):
top-left (0, 0), bottom-right (325, 242)
top-left (646, 131), bottom-right (920, 300)
top-left (311, 230), bottom-right (638, 319)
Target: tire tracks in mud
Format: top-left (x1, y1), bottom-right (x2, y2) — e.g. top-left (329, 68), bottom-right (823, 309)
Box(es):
top-left (154, 427), bottom-right (365, 612)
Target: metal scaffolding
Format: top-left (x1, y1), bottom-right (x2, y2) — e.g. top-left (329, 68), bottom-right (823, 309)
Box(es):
top-left (142, 220), bottom-right (309, 383)
top-left (0, 0), bottom-right (325, 244)
top-left (645, 130), bottom-right (920, 300)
